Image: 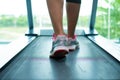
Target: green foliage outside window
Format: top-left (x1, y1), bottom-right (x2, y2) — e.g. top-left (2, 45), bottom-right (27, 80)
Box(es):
top-left (0, 15), bottom-right (28, 27)
top-left (95, 0), bottom-right (120, 39)
top-left (0, 0), bottom-right (120, 41)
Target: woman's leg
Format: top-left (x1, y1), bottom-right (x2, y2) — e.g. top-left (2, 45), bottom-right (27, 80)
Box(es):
top-left (66, 0), bottom-right (81, 38)
top-left (46, 0), bottom-right (69, 58)
top-left (46, 0), bottom-right (64, 36)
top-left (66, 0), bottom-right (81, 51)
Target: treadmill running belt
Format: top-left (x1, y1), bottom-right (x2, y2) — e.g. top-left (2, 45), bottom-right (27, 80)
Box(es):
top-left (0, 36), bottom-right (120, 80)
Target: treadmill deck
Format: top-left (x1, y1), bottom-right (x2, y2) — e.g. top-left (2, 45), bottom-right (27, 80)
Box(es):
top-left (0, 36), bottom-right (120, 80)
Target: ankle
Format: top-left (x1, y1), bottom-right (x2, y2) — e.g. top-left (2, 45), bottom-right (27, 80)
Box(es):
top-left (53, 33), bottom-right (67, 37)
top-left (68, 35), bottom-right (76, 39)
top-left (52, 33), bottom-right (67, 40)
top-left (54, 33), bottom-right (66, 36)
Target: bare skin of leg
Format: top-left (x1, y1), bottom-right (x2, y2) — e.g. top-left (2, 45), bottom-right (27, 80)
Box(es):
top-left (46, 0), bottom-right (65, 36)
top-left (66, 2), bottom-right (80, 38)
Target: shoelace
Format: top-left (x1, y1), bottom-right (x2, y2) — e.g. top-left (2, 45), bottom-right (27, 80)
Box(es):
top-left (56, 37), bottom-right (67, 46)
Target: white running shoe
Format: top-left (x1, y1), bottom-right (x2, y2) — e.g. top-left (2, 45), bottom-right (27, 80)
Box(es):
top-left (50, 35), bottom-right (69, 58)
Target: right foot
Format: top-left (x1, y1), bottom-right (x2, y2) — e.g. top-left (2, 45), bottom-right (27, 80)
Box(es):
top-left (67, 35), bottom-right (79, 51)
top-left (50, 35), bottom-right (69, 59)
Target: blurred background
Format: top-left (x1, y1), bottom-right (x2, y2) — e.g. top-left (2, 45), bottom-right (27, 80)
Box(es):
top-left (0, 0), bottom-right (120, 45)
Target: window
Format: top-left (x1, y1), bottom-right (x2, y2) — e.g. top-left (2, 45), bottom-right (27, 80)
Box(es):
top-left (95, 0), bottom-right (120, 44)
top-left (0, 0), bottom-right (28, 43)
top-left (31, 0), bottom-right (93, 35)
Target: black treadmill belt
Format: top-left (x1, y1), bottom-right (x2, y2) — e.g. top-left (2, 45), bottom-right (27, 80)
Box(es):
top-left (0, 36), bottom-right (120, 80)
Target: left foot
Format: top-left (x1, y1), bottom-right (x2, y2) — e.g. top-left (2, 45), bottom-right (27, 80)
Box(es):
top-left (50, 35), bottom-right (69, 59)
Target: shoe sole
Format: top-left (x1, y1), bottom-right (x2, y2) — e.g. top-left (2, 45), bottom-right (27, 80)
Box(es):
top-left (68, 45), bottom-right (79, 51)
top-left (50, 50), bottom-right (68, 59)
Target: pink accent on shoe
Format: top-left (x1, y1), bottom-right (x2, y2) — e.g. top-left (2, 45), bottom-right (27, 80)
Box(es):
top-left (52, 34), bottom-right (67, 41)
top-left (68, 35), bottom-right (77, 40)
top-left (52, 34), bottom-right (57, 41)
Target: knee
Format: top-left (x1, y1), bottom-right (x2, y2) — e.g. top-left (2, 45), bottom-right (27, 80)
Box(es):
top-left (66, 0), bottom-right (81, 4)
